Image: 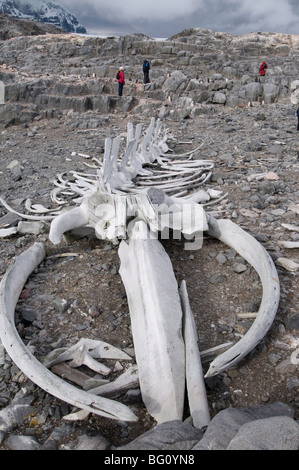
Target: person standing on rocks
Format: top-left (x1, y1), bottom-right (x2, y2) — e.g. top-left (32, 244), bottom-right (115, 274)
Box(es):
top-left (117, 67), bottom-right (125, 96)
top-left (259, 61), bottom-right (268, 76)
top-left (297, 106), bottom-right (299, 131)
top-left (143, 60), bottom-right (150, 84)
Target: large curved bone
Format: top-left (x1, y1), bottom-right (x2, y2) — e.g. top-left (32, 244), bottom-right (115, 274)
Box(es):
top-left (49, 206), bottom-right (89, 244)
top-left (0, 243), bottom-right (137, 422)
top-left (205, 217), bottom-right (280, 377)
top-left (118, 221), bottom-right (186, 424)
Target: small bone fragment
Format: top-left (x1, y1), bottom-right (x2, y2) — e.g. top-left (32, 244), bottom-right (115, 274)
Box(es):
top-left (288, 204), bottom-right (299, 215)
top-left (24, 199), bottom-right (60, 214)
top-left (276, 257), bottom-right (299, 272)
top-left (0, 226), bottom-right (18, 237)
top-left (281, 223), bottom-right (299, 233)
top-left (278, 241), bottom-right (299, 249)
top-left (63, 409), bottom-right (91, 421)
top-left (0, 244), bottom-right (137, 422)
top-left (180, 280), bottom-right (210, 429)
top-left (264, 171), bottom-right (279, 180)
top-left (68, 345), bottom-right (112, 376)
top-left (119, 221), bottom-right (185, 424)
top-left (200, 342), bottom-right (234, 363)
top-left (45, 338), bottom-right (132, 370)
top-left (237, 312), bottom-right (258, 319)
top-left (88, 365), bottom-right (139, 398)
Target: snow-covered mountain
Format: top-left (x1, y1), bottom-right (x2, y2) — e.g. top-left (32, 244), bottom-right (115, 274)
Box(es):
top-left (0, 0), bottom-right (87, 33)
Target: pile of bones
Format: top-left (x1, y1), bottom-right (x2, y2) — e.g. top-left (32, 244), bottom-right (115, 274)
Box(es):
top-left (0, 118), bottom-right (280, 428)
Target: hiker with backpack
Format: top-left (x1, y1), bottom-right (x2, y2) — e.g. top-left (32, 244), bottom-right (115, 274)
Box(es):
top-left (117, 67), bottom-right (125, 96)
top-left (143, 60), bottom-right (150, 84)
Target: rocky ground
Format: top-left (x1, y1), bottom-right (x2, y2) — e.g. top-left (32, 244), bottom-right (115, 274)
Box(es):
top-left (0, 100), bottom-right (298, 450)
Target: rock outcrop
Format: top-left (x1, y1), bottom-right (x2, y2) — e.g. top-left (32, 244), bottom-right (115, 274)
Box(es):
top-left (0, 27), bottom-right (298, 125)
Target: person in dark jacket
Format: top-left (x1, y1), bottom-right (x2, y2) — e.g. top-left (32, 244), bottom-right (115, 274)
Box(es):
top-left (143, 60), bottom-right (150, 84)
top-left (297, 106), bottom-right (299, 131)
top-left (259, 61), bottom-right (268, 76)
top-left (118, 67), bottom-right (125, 96)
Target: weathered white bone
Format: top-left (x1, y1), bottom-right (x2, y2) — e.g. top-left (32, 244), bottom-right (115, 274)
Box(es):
top-left (276, 257), bottom-right (299, 272)
top-left (288, 204), bottom-right (299, 215)
top-left (45, 338), bottom-right (133, 372)
top-left (281, 223), bottom-right (299, 233)
top-left (49, 206), bottom-right (89, 244)
top-left (278, 241), bottom-right (299, 249)
top-left (88, 365), bottom-right (139, 398)
top-left (0, 243), bottom-right (137, 422)
top-left (205, 217), bottom-right (280, 377)
top-left (0, 117), bottom-right (282, 427)
top-left (0, 226), bottom-right (18, 238)
top-left (180, 280), bottom-right (210, 429)
top-left (0, 196), bottom-right (56, 221)
top-left (118, 221), bottom-right (185, 424)
top-left (24, 199), bottom-right (60, 214)
top-left (200, 342), bottom-right (234, 363)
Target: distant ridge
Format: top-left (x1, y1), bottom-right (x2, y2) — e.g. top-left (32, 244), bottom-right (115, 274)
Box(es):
top-left (0, 0), bottom-right (87, 34)
top-left (0, 12), bottom-right (66, 38)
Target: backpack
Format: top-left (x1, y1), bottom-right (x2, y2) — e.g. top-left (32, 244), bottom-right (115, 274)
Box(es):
top-left (116, 71), bottom-right (120, 80)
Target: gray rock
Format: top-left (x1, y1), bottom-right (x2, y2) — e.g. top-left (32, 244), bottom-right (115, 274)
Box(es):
top-left (258, 180), bottom-right (276, 196)
top-left (4, 434), bottom-right (40, 450)
top-left (40, 424), bottom-right (78, 450)
top-left (233, 262), bottom-right (247, 273)
top-left (227, 416), bottom-right (299, 450)
top-left (215, 253), bottom-right (227, 264)
top-left (209, 273), bottom-right (227, 284)
top-left (62, 433), bottom-right (110, 450)
top-left (193, 402), bottom-right (295, 450)
top-left (193, 408), bottom-right (254, 450)
top-left (263, 83), bottom-right (280, 104)
top-left (52, 298), bottom-right (70, 313)
top-left (286, 313), bottom-right (299, 330)
top-left (0, 402), bottom-right (35, 433)
top-left (117, 420), bottom-right (203, 450)
top-left (212, 92), bottom-right (226, 104)
top-left (244, 82), bottom-right (263, 101)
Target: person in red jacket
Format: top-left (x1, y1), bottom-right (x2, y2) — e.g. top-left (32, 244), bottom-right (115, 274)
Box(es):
top-left (118, 67), bottom-right (125, 96)
top-left (259, 61), bottom-right (268, 76)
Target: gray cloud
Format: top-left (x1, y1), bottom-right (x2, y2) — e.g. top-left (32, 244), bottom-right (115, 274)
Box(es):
top-left (30, 0), bottom-right (299, 37)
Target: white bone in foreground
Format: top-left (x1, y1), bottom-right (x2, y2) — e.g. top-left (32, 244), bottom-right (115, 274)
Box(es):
top-left (205, 217), bottom-right (280, 377)
top-left (180, 280), bottom-right (210, 428)
top-left (118, 221), bottom-right (186, 424)
top-left (0, 243), bottom-right (137, 422)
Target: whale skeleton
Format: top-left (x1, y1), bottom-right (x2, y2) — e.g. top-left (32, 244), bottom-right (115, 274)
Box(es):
top-left (0, 118), bottom-right (280, 427)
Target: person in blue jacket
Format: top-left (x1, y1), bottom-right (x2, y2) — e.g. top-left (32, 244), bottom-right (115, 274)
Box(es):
top-left (143, 60), bottom-right (150, 84)
top-left (297, 106), bottom-right (299, 131)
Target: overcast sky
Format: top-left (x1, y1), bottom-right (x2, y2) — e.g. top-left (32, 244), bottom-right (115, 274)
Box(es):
top-left (56, 0), bottom-right (299, 38)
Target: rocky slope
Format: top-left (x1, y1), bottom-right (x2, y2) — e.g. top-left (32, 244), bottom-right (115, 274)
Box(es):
top-left (0, 24), bottom-right (298, 450)
top-left (0, 27), bottom-right (299, 125)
